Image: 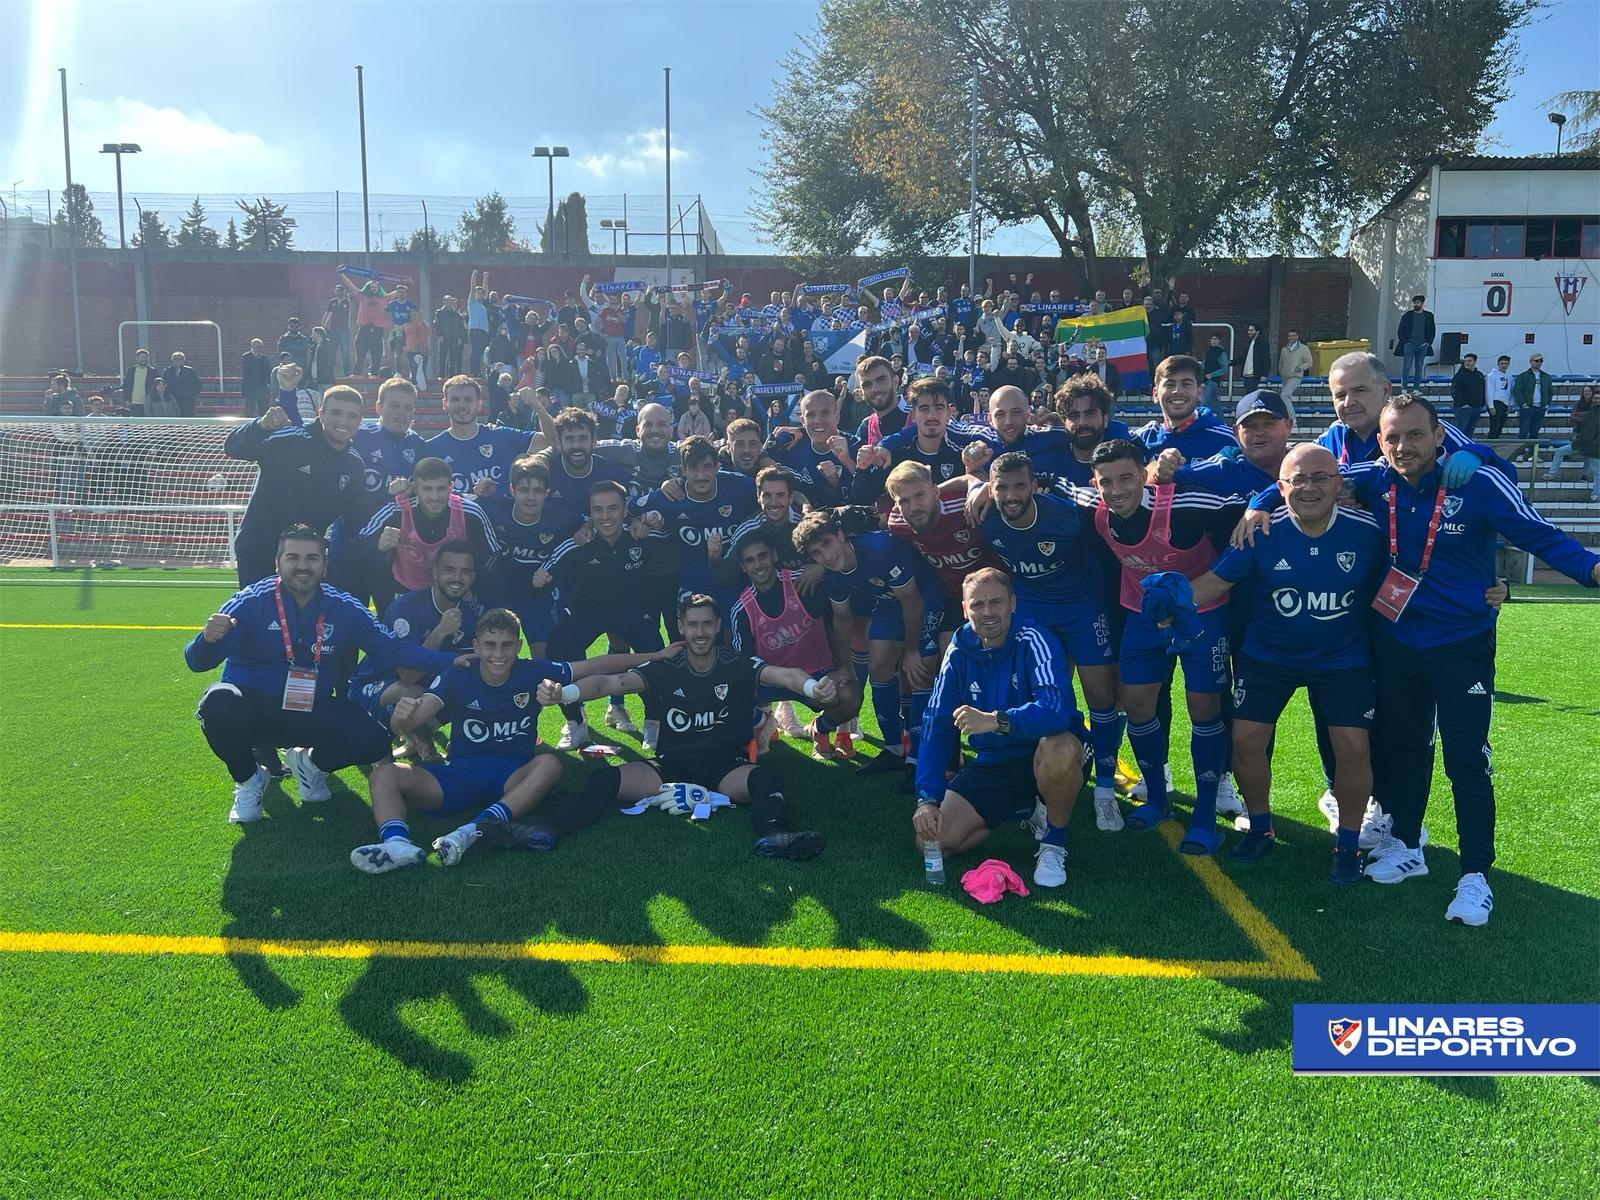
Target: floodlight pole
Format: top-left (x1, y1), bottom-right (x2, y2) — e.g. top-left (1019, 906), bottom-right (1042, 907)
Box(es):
top-left (59, 68), bottom-right (83, 371)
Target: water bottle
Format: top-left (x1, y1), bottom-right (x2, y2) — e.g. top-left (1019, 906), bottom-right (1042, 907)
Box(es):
top-left (922, 838), bottom-right (945, 886)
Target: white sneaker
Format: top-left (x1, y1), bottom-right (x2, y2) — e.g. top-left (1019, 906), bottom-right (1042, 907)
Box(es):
top-left (1128, 763), bottom-right (1173, 802)
top-left (1316, 790), bottom-right (1340, 833)
top-left (228, 766), bottom-right (269, 824)
top-left (1363, 840), bottom-right (1428, 884)
top-left (284, 747), bottom-right (331, 803)
top-left (1033, 842), bottom-right (1067, 888)
top-left (432, 823), bottom-right (482, 867)
top-left (1445, 872), bottom-right (1494, 926)
top-left (1358, 806), bottom-right (1391, 851)
top-left (773, 700), bottom-right (805, 738)
top-left (350, 839), bottom-right (428, 874)
top-left (603, 705), bottom-right (638, 735)
top-left (1214, 775), bottom-right (1245, 819)
top-left (1093, 787), bottom-right (1125, 832)
top-left (1023, 798), bottom-right (1047, 840)
top-left (641, 719), bottom-right (660, 755)
top-left (557, 720), bottom-right (590, 750)
top-left (1365, 824), bottom-right (1428, 860)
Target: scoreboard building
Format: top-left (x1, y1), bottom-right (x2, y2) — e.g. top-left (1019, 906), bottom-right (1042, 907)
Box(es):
top-left (1351, 155), bottom-right (1600, 376)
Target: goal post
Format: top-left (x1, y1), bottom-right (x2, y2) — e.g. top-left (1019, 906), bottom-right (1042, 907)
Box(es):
top-left (0, 417), bottom-right (256, 568)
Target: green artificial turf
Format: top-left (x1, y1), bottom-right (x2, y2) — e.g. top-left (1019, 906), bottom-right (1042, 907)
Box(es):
top-left (0, 570), bottom-right (1596, 1198)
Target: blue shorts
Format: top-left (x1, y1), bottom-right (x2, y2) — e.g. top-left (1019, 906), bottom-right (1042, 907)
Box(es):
top-left (1232, 655), bottom-right (1375, 729)
top-left (352, 676), bottom-right (399, 729)
top-left (1022, 598), bottom-right (1115, 667)
top-left (1119, 606), bottom-right (1231, 692)
top-left (867, 598), bottom-right (903, 643)
top-left (756, 667), bottom-right (832, 706)
top-left (947, 757), bottom-right (1038, 828)
top-left (504, 595), bottom-right (557, 645)
top-left (420, 755), bottom-right (527, 814)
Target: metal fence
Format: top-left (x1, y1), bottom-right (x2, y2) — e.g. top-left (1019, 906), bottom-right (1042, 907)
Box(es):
top-left (4, 190), bottom-right (732, 256)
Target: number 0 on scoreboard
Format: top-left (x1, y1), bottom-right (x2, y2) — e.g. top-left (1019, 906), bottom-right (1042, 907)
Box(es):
top-left (1482, 280), bottom-right (1513, 317)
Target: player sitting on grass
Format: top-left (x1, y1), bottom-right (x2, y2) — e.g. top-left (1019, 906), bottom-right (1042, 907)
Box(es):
top-left (913, 569), bottom-right (1085, 889)
top-left (186, 524), bottom-right (465, 823)
top-left (348, 539), bottom-right (484, 762)
top-left (351, 608), bottom-right (678, 874)
top-left (522, 594), bottom-right (838, 861)
top-left (728, 533), bottom-right (862, 759)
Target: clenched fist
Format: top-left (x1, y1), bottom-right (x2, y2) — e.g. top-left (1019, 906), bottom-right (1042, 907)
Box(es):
top-left (202, 612), bottom-right (236, 643)
top-left (535, 678), bottom-right (567, 706)
top-left (391, 695), bottom-right (421, 730)
top-left (258, 406), bottom-right (292, 433)
top-left (274, 362), bottom-right (304, 390)
top-left (377, 527), bottom-right (402, 552)
top-left (434, 606), bottom-right (463, 640)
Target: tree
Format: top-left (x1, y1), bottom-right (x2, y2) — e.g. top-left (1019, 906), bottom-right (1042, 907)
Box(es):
top-left (236, 196), bottom-right (294, 250)
top-left (395, 224), bottom-right (452, 252)
top-left (175, 197), bottom-right (220, 248)
top-left (223, 218), bottom-right (242, 251)
top-left (758, 0), bottom-right (1534, 289)
top-left (1548, 90), bottom-right (1600, 155)
top-left (538, 191), bottom-right (591, 258)
top-left (132, 208), bottom-right (171, 248)
top-left (51, 182), bottom-right (107, 248)
top-left (457, 192), bottom-right (516, 254)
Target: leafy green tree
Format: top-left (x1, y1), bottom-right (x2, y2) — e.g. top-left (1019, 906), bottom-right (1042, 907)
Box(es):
top-left (759, 0), bottom-right (1534, 288)
top-left (222, 218), bottom-right (242, 250)
top-left (457, 192), bottom-right (516, 254)
top-left (51, 183), bottom-right (107, 248)
top-left (132, 208), bottom-right (171, 248)
top-left (236, 197), bottom-right (294, 250)
top-left (538, 192), bottom-right (591, 258)
top-left (395, 224), bottom-right (452, 252)
top-left (175, 197), bottom-right (220, 248)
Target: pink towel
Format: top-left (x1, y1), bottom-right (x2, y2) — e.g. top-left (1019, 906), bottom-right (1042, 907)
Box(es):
top-left (961, 858), bottom-right (1030, 904)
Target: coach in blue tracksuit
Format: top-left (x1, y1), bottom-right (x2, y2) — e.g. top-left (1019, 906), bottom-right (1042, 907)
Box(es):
top-left (1242, 394), bottom-right (1599, 926)
top-left (913, 568), bottom-right (1085, 890)
top-left (185, 525), bottom-right (464, 826)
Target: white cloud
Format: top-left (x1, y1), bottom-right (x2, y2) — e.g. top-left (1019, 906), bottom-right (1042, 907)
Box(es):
top-left (64, 96), bottom-right (303, 192)
top-left (573, 128), bottom-right (690, 179)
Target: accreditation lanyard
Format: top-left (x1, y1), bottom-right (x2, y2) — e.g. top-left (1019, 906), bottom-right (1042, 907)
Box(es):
top-left (1371, 485), bottom-right (1445, 623)
top-left (274, 580), bottom-right (324, 712)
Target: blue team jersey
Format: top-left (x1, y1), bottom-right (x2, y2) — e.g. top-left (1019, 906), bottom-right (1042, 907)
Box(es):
top-left (425, 425), bottom-right (534, 497)
top-left (349, 588), bottom-right (485, 688)
top-left (1130, 409), bottom-right (1238, 459)
top-left (480, 498), bottom-right (583, 603)
top-left (977, 491), bottom-right (1102, 614)
top-left (1318, 419), bottom-right (1518, 480)
top-left (424, 658), bottom-right (572, 761)
top-left (637, 472), bottom-right (758, 594)
top-left (766, 432), bottom-right (860, 506)
top-left (1210, 506), bottom-right (1385, 670)
top-left (352, 421), bottom-right (428, 501)
top-left (822, 531), bottom-right (937, 607)
top-left (1172, 453), bottom-right (1276, 500)
top-left (540, 454), bottom-right (635, 516)
top-left (386, 299), bottom-right (418, 328)
top-left (949, 420), bottom-right (1073, 478)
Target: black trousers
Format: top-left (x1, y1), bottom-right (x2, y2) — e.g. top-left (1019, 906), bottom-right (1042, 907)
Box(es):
top-left (197, 684), bottom-right (390, 783)
top-left (1487, 401), bottom-right (1510, 439)
top-left (354, 325), bottom-right (384, 375)
top-left (1371, 627), bottom-right (1497, 876)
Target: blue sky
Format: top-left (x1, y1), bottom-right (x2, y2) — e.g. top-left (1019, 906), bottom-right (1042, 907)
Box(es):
top-left (1, 0), bottom-right (1594, 254)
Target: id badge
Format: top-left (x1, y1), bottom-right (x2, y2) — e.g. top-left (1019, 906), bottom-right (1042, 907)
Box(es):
top-left (282, 668), bottom-right (318, 712)
top-left (1371, 566), bottom-right (1420, 622)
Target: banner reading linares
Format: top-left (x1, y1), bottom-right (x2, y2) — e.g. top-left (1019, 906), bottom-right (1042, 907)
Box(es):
top-left (1292, 1004), bottom-right (1600, 1074)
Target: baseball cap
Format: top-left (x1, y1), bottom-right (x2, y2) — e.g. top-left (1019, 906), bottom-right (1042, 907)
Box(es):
top-left (1234, 390), bottom-right (1289, 423)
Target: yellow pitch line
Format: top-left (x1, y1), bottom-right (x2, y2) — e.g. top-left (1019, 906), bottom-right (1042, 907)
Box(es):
top-left (0, 623), bottom-right (193, 630)
top-left (0, 929), bottom-right (1285, 981)
top-left (1158, 822), bottom-right (1320, 982)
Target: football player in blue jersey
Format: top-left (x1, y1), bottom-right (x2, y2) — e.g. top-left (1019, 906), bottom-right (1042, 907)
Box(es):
top-left (761, 389), bottom-right (860, 507)
top-left (915, 569), bottom-right (1085, 889)
top-left (794, 509), bottom-right (944, 786)
top-left (423, 375), bottom-right (543, 498)
top-left (1182, 445), bottom-right (1386, 883)
top-left (633, 435), bottom-right (759, 617)
top-left (481, 457), bottom-right (585, 657)
top-left (351, 609), bottom-right (677, 874)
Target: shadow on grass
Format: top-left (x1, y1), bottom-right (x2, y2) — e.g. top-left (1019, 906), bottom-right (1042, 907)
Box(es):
top-left (214, 746), bottom-right (1599, 1084)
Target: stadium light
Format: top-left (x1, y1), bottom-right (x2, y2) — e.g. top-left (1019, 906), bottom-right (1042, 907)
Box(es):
top-left (533, 146), bottom-right (570, 258)
top-left (98, 143), bottom-right (142, 250)
top-left (601, 217), bottom-right (628, 263)
top-left (1549, 112), bottom-right (1567, 158)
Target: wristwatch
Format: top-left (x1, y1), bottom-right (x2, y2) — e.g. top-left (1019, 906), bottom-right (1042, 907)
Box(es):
top-left (994, 711), bottom-right (1011, 735)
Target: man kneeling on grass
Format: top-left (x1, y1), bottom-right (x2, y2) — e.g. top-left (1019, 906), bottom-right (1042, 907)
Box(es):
top-left (351, 608), bottom-right (676, 874)
top-left (526, 593), bottom-right (839, 861)
top-left (913, 569), bottom-right (1085, 889)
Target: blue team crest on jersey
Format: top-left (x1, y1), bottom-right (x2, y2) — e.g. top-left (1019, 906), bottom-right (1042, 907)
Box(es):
top-left (954, 529), bottom-right (970, 543)
top-left (539, 533), bottom-right (554, 544)
top-left (715, 683), bottom-right (729, 700)
top-left (719, 504), bottom-right (733, 517)
top-left (513, 692), bottom-right (530, 709)
top-left (869, 577), bottom-right (884, 587)
top-left (1337, 551), bottom-right (1357, 573)
top-left (403, 449), bottom-right (415, 463)
top-left (480, 444), bottom-right (495, 458)
top-left (629, 545), bottom-right (643, 561)
top-left (1038, 540), bottom-right (1056, 556)
top-left (1441, 495), bottom-right (1464, 518)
